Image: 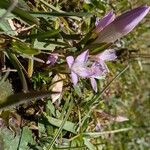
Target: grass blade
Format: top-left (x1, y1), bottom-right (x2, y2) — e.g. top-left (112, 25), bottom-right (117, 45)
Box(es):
top-left (0, 91), bottom-right (57, 110)
top-left (0, 0), bottom-right (39, 25)
top-left (6, 50), bottom-right (28, 92)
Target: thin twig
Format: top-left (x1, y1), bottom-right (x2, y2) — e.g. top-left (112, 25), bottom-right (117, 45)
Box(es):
top-left (2, 68), bottom-right (17, 72)
top-left (0, 71), bottom-right (10, 86)
top-left (83, 127), bottom-right (132, 138)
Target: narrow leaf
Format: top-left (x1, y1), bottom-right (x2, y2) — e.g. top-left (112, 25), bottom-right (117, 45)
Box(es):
top-left (83, 138), bottom-right (96, 150)
top-left (30, 11), bottom-right (91, 18)
top-left (0, 91), bottom-right (57, 110)
top-left (0, 0), bottom-right (39, 25)
top-left (6, 50), bottom-right (28, 92)
top-left (43, 112), bottom-right (76, 134)
top-left (11, 40), bottom-right (40, 55)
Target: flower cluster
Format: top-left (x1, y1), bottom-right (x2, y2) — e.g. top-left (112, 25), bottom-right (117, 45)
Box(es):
top-left (66, 5), bottom-right (150, 92)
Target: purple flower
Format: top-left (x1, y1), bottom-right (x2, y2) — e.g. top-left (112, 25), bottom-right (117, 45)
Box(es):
top-left (93, 5), bottom-right (150, 43)
top-left (66, 50), bottom-right (102, 92)
top-left (46, 53), bottom-right (58, 65)
top-left (66, 49), bottom-right (117, 92)
top-left (94, 11), bottom-right (115, 33)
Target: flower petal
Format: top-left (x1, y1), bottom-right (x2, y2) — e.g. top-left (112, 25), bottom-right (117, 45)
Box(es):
top-left (94, 5), bottom-right (150, 43)
top-left (90, 78), bottom-right (97, 92)
top-left (66, 56), bottom-right (74, 68)
top-left (75, 50), bottom-right (89, 63)
top-left (97, 49), bottom-right (117, 61)
top-left (91, 61), bottom-right (108, 78)
top-left (71, 71), bottom-right (78, 85)
top-left (114, 5), bottom-right (150, 34)
top-left (72, 61), bottom-right (104, 78)
top-left (95, 11), bottom-right (115, 33)
top-left (75, 67), bottom-right (95, 78)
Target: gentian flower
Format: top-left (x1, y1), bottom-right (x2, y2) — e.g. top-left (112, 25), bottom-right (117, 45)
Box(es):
top-left (46, 53), bottom-right (58, 65)
top-left (66, 49), bottom-right (117, 92)
top-left (93, 5), bottom-right (150, 43)
top-left (66, 50), bottom-right (102, 92)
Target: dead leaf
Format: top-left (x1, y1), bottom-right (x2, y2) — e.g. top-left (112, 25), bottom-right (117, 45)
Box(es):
top-left (113, 116), bottom-right (129, 122)
top-left (50, 74), bottom-right (66, 103)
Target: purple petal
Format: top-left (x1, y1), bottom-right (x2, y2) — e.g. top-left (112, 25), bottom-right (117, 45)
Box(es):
top-left (91, 63), bottom-right (104, 77)
top-left (66, 56), bottom-right (74, 68)
top-left (95, 122), bottom-right (102, 131)
top-left (114, 5), bottom-right (150, 34)
top-left (71, 71), bottom-right (78, 85)
top-left (91, 61), bottom-right (109, 77)
top-left (46, 54), bottom-right (58, 65)
top-left (74, 67), bottom-right (95, 78)
top-left (97, 49), bottom-right (117, 61)
top-left (95, 11), bottom-right (115, 33)
top-left (90, 78), bottom-right (97, 92)
top-left (101, 61), bottom-right (109, 73)
top-left (72, 61), bottom-right (104, 78)
top-left (75, 50), bottom-right (89, 63)
top-left (94, 5), bottom-right (150, 43)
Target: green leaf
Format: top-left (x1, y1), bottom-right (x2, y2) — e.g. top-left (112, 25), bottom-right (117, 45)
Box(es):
top-left (43, 112), bottom-right (76, 134)
top-left (6, 50), bottom-right (28, 92)
top-left (34, 30), bottom-right (60, 40)
top-left (17, 126), bottom-right (34, 149)
top-left (30, 11), bottom-right (91, 18)
top-left (74, 85), bottom-right (82, 97)
top-left (83, 138), bottom-right (96, 150)
top-left (0, 19), bottom-right (17, 35)
top-left (92, 0), bottom-right (106, 12)
top-left (0, 8), bottom-right (15, 19)
top-left (38, 121), bottom-right (46, 137)
top-left (17, 0), bottom-right (30, 10)
top-left (11, 40), bottom-right (40, 55)
top-left (60, 32), bottom-right (82, 40)
top-left (0, 0), bottom-right (39, 25)
top-left (0, 80), bottom-right (13, 103)
top-left (0, 126), bottom-right (34, 150)
top-left (33, 39), bottom-right (65, 51)
top-left (0, 135), bottom-right (5, 150)
top-left (0, 91), bottom-right (57, 110)
top-left (0, 128), bottom-right (19, 150)
top-left (46, 100), bottom-right (56, 117)
top-left (0, 8), bottom-right (17, 35)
